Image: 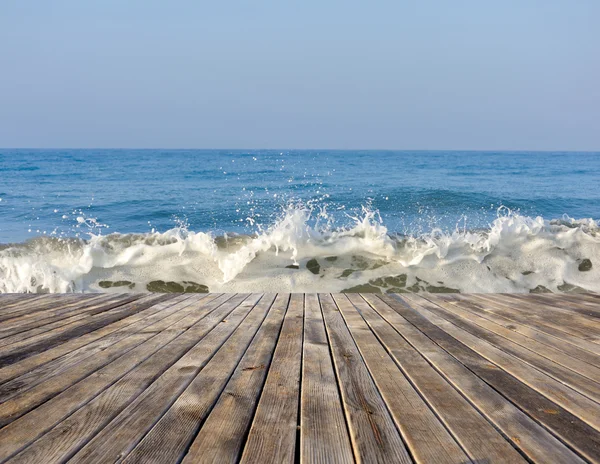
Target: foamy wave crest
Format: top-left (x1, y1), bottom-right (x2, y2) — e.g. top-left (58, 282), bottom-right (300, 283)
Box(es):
top-left (0, 206), bottom-right (598, 294)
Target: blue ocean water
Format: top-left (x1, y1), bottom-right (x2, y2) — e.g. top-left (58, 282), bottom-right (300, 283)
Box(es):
top-left (1, 149), bottom-right (599, 241)
top-left (0, 149), bottom-right (599, 293)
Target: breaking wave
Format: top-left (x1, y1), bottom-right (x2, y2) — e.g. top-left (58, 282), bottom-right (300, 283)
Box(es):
top-left (0, 206), bottom-right (598, 294)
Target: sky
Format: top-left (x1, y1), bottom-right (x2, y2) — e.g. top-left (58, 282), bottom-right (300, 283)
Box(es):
top-left (0, 1), bottom-right (598, 150)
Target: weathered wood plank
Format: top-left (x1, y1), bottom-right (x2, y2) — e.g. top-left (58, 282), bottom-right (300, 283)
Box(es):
top-left (508, 293), bottom-right (600, 319)
top-left (436, 294), bottom-right (600, 368)
top-left (0, 294), bottom-right (75, 322)
top-left (0, 293), bottom-right (175, 366)
top-left (0, 294), bottom-right (99, 322)
top-left (239, 293), bottom-right (304, 464)
top-left (414, 294), bottom-right (600, 402)
top-left (477, 294), bottom-right (600, 343)
top-left (0, 294), bottom-right (140, 346)
top-left (0, 296), bottom-right (190, 427)
top-left (299, 293), bottom-right (354, 464)
top-left (319, 293), bottom-right (412, 464)
top-left (0, 294), bottom-right (42, 310)
top-left (0, 294), bottom-right (199, 403)
top-left (570, 293), bottom-right (600, 303)
top-left (374, 294), bottom-right (595, 463)
top-left (348, 293), bottom-right (526, 464)
top-left (0, 294), bottom-right (217, 385)
top-left (502, 293), bottom-right (600, 326)
top-left (425, 294), bottom-right (600, 381)
top-left (333, 293), bottom-right (470, 464)
top-left (173, 294), bottom-right (289, 463)
top-left (402, 293), bottom-right (600, 430)
top-left (0, 294), bottom-right (116, 337)
top-left (467, 294), bottom-right (600, 356)
top-left (0, 292), bottom-right (598, 463)
top-left (65, 294), bottom-right (269, 464)
top-left (0, 293), bottom-right (243, 461)
top-left (379, 294), bottom-right (599, 462)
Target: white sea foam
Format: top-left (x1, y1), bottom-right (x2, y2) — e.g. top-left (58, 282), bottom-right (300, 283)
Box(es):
top-left (0, 206), bottom-right (598, 294)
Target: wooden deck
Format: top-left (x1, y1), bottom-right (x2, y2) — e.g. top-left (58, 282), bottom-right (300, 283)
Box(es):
top-left (0, 293), bottom-right (599, 463)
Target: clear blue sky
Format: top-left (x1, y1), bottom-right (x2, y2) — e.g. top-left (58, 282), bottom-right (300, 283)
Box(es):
top-left (1, 1), bottom-right (598, 150)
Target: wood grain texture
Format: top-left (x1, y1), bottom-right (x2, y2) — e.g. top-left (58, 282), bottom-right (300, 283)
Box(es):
top-left (0, 293), bottom-right (175, 366)
top-left (0, 294), bottom-right (117, 339)
top-left (402, 293), bottom-right (600, 430)
top-left (108, 293), bottom-right (280, 464)
top-left (55, 293), bottom-right (259, 464)
top-left (0, 294), bottom-right (142, 348)
top-left (319, 293), bottom-right (412, 464)
top-left (410, 294), bottom-right (600, 402)
top-left (0, 293), bottom-right (239, 462)
top-left (0, 294), bottom-right (217, 385)
top-left (0, 294), bottom-right (198, 404)
top-left (348, 293), bottom-right (526, 464)
top-left (505, 293), bottom-right (600, 319)
top-left (423, 293), bottom-right (600, 384)
top-left (434, 294), bottom-right (600, 368)
top-left (468, 293), bottom-right (600, 355)
top-left (299, 293), bottom-right (354, 464)
top-left (381, 294), bottom-right (599, 462)
top-left (0, 292), bottom-right (599, 464)
top-left (177, 293), bottom-right (289, 464)
top-left (475, 294), bottom-right (600, 347)
top-left (371, 294), bottom-right (590, 464)
top-left (0, 294), bottom-right (102, 323)
top-left (239, 293), bottom-right (304, 464)
top-left (333, 293), bottom-right (469, 464)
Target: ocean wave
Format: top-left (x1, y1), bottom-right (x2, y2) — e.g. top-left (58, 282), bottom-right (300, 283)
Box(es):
top-left (0, 206), bottom-right (598, 294)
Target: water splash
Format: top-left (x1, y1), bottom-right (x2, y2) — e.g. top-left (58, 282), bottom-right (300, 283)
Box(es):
top-left (0, 204), bottom-right (598, 294)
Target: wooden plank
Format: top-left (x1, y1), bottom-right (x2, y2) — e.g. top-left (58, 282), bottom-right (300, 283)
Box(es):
top-left (0, 294), bottom-right (98, 323)
top-left (0, 294), bottom-right (75, 322)
top-left (0, 294), bottom-right (41, 310)
top-left (1, 292), bottom-right (598, 463)
top-left (0, 294), bottom-right (221, 428)
top-left (426, 294), bottom-right (600, 380)
top-left (299, 293), bottom-right (354, 464)
top-left (139, 293), bottom-right (288, 463)
top-left (0, 293), bottom-right (175, 366)
top-left (0, 293), bottom-right (116, 327)
top-left (384, 296), bottom-right (600, 457)
top-left (317, 293), bottom-right (412, 464)
top-left (370, 294), bottom-right (593, 463)
top-left (467, 294), bottom-right (600, 356)
top-left (0, 293), bottom-right (246, 462)
top-left (414, 295), bottom-right (600, 402)
top-left (0, 294), bottom-right (170, 355)
top-left (0, 294), bottom-right (199, 403)
top-left (0, 294), bottom-right (135, 338)
top-left (0, 295), bottom-right (218, 385)
top-left (402, 293), bottom-right (600, 429)
top-left (347, 293), bottom-right (526, 463)
top-left (477, 294), bottom-right (600, 342)
top-left (332, 293), bottom-right (470, 464)
top-left (570, 293), bottom-right (600, 303)
top-left (0, 294), bottom-right (140, 347)
top-left (237, 293), bottom-right (304, 464)
top-left (503, 293), bottom-right (600, 323)
top-left (0, 294), bottom-right (116, 337)
top-left (512, 293), bottom-right (600, 318)
top-left (65, 294), bottom-right (269, 464)
top-left (435, 294), bottom-right (600, 369)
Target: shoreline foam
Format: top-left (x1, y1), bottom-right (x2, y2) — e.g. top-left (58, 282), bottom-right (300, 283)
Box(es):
top-left (1, 206), bottom-right (598, 294)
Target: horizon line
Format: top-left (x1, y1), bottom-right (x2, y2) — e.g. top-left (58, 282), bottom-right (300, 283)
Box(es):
top-left (1, 147), bottom-right (599, 153)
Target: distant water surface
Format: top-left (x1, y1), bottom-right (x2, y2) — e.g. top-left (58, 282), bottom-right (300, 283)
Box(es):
top-left (0, 149), bottom-right (599, 294)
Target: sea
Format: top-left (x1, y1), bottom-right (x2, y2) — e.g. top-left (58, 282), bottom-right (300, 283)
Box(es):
top-left (0, 149), bottom-right (599, 294)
